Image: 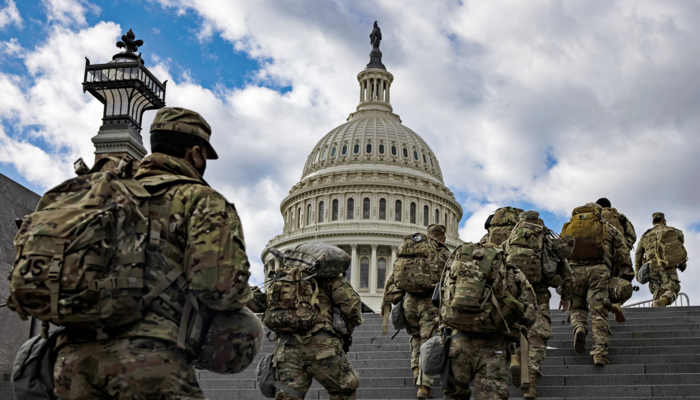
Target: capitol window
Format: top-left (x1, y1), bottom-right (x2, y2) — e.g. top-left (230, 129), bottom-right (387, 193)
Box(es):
top-left (430, 157), bottom-right (434, 167)
top-left (342, 145), bottom-right (348, 155)
top-left (321, 149), bottom-right (327, 160)
top-left (315, 151), bottom-right (320, 163)
top-left (379, 198), bottom-right (386, 220)
top-left (413, 150), bottom-right (418, 160)
top-left (395, 200), bottom-right (402, 221)
top-left (379, 144), bottom-right (385, 154)
top-left (423, 154), bottom-right (427, 164)
top-left (332, 199), bottom-right (339, 221)
top-left (331, 147), bottom-right (336, 157)
top-left (319, 201), bottom-right (325, 223)
top-left (347, 198), bottom-right (354, 219)
top-left (360, 257), bottom-right (369, 289)
top-left (403, 147), bottom-right (408, 157)
top-left (363, 198), bottom-right (370, 219)
top-left (366, 144), bottom-right (372, 153)
top-left (377, 258), bottom-right (386, 290)
top-left (354, 144), bottom-right (360, 154)
top-left (410, 202), bottom-right (416, 224)
top-left (423, 205), bottom-right (428, 226)
top-left (391, 145), bottom-right (397, 155)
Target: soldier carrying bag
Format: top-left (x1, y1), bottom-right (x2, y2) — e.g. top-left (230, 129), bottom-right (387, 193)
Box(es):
top-left (11, 328), bottom-right (63, 400)
top-left (561, 204), bottom-right (607, 261)
top-left (392, 233), bottom-right (440, 293)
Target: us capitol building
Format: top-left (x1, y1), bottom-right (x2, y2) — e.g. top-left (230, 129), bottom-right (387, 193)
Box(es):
top-left (262, 27), bottom-right (463, 311)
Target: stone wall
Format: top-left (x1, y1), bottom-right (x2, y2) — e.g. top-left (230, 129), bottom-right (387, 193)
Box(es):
top-left (0, 173), bottom-right (40, 376)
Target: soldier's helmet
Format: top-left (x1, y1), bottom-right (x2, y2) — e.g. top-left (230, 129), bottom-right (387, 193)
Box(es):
top-left (150, 107), bottom-right (219, 159)
top-left (192, 306), bottom-right (264, 374)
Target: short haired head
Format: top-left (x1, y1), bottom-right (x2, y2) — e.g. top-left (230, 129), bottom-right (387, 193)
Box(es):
top-left (652, 212), bottom-right (665, 225)
top-left (427, 224), bottom-right (447, 243)
top-left (150, 107), bottom-right (218, 160)
top-left (596, 198), bottom-right (611, 208)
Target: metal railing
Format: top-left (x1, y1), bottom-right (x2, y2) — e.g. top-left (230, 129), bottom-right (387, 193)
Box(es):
top-left (624, 292), bottom-right (690, 308)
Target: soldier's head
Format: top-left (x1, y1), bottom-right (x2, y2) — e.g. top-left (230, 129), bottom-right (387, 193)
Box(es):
top-left (427, 224), bottom-right (446, 243)
top-left (519, 210), bottom-right (540, 222)
top-left (150, 107), bottom-right (219, 176)
top-left (652, 212), bottom-right (666, 226)
top-left (596, 198), bottom-right (612, 208)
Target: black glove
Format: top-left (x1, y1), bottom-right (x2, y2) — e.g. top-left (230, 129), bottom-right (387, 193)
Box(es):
top-left (341, 334), bottom-right (352, 353)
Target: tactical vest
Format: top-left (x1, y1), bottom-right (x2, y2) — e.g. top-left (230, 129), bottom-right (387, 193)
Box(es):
top-left (505, 219), bottom-right (546, 283)
top-left (392, 233), bottom-right (441, 293)
top-left (561, 205), bottom-right (607, 261)
top-left (601, 207), bottom-right (624, 234)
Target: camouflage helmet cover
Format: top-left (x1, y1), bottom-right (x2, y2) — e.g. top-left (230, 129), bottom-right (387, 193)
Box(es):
top-left (652, 212), bottom-right (665, 220)
top-left (150, 107), bottom-right (219, 159)
top-left (427, 224), bottom-right (446, 234)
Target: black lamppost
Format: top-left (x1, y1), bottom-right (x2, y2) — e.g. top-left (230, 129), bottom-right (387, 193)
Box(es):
top-left (83, 29), bottom-right (167, 163)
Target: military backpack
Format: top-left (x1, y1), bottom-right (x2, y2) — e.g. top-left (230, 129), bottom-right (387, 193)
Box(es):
top-left (561, 204), bottom-right (607, 261)
top-left (601, 207), bottom-right (625, 235)
top-left (263, 265), bottom-right (325, 334)
top-left (483, 206), bottom-right (524, 246)
top-left (650, 226), bottom-right (687, 268)
top-left (392, 233), bottom-right (441, 293)
top-left (504, 215), bottom-right (547, 283)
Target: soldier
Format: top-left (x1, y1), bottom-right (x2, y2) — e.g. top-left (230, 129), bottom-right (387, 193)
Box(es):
top-left (272, 268), bottom-right (362, 400)
top-left (635, 212), bottom-right (687, 307)
top-left (52, 107), bottom-right (257, 399)
top-left (380, 224), bottom-right (450, 399)
top-left (562, 202), bottom-right (633, 366)
top-left (503, 211), bottom-right (574, 398)
top-left (480, 206), bottom-right (524, 246)
top-left (596, 198), bottom-right (637, 322)
top-left (440, 242), bottom-right (537, 400)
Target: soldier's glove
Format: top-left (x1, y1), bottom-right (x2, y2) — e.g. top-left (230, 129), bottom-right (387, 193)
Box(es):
top-left (341, 334), bottom-right (352, 353)
top-left (678, 263), bottom-right (687, 272)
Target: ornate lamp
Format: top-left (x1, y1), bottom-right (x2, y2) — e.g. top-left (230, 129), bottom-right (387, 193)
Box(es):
top-left (83, 29), bottom-right (167, 162)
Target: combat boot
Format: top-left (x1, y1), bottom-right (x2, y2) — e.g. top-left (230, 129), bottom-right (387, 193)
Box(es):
top-left (523, 371), bottom-right (539, 399)
top-left (412, 367), bottom-right (419, 384)
top-left (574, 327), bottom-right (586, 354)
top-left (654, 297), bottom-right (669, 307)
top-left (611, 303), bottom-right (626, 323)
top-left (593, 355), bottom-right (610, 366)
top-left (510, 352), bottom-right (522, 388)
top-left (417, 385), bottom-right (433, 399)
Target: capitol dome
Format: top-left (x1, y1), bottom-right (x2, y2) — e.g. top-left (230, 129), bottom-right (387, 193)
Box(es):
top-left (262, 28), bottom-right (463, 310)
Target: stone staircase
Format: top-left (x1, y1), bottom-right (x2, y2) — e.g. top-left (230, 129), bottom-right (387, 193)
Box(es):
top-left (198, 306), bottom-right (700, 399)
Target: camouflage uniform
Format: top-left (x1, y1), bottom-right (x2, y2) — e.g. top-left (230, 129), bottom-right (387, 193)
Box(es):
top-left (403, 227), bottom-right (451, 391)
top-left (634, 216), bottom-right (685, 306)
top-left (442, 246), bottom-right (536, 400)
top-left (247, 285), bottom-right (268, 314)
top-left (53, 109), bottom-right (254, 399)
top-left (274, 275), bottom-right (362, 400)
top-left (568, 205), bottom-right (632, 359)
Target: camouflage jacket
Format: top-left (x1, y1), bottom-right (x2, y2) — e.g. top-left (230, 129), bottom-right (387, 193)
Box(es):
top-left (310, 276), bottom-right (363, 336)
top-left (571, 222), bottom-right (633, 279)
top-left (634, 224), bottom-right (685, 271)
top-left (504, 265), bottom-right (537, 334)
top-left (617, 212), bottom-right (637, 251)
top-left (60, 153), bottom-right (253, 346)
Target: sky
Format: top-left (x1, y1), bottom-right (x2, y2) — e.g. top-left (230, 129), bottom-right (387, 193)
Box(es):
top-left (1, 0), bottom-right (700, 306)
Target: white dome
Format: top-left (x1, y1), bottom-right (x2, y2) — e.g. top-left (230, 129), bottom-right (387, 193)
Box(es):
top-left (302, 110), bottom-right (444, 183)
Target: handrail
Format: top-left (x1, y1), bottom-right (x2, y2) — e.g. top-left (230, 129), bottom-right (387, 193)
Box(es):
top-left (623, 292), bottom-right (690, 308)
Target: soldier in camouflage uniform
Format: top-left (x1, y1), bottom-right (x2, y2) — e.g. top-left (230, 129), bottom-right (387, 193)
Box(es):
top-left (635, 212), bottom-right (686, 307)
top-left (565, 203), bottom-right (633, 366)
top-left (53, 108), bottom-right (255, 399)
top-left (441, 243), bottom-right (537, 400)
top-left (274, 274), bottom-right (362, 400)
top-left (501, 211), bottom-right (574, 399)
top-left (380, 224), bottom-right (450, 399)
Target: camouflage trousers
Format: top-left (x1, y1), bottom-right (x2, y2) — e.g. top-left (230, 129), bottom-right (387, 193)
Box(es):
top-left (274, 333), bottom-right (359, 400)
top-left (404, 292), bottom-right (439, 388)
top-left (54, 337), bottom-right (206, 400)
top-left (513, 288), bottom-right (553, 376)
top-left (443, 331), bottom-right (508, 400)
top-left (649, 264), bottom-right (681, 306)
top-left (568, 264), bottom-right (611, 357)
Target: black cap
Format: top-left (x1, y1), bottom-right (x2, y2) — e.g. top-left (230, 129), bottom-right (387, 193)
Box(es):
top-left (596, 198), bottom-right (611, 208)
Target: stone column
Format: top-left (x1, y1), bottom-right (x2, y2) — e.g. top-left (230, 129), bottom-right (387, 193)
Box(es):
top-left (386, 82), bottom-right (390, 103)
top-left (390, 245), bottom-right (397, 274)
top-left (274, 258), bottom-right (280, 271)
top-left (370, 244), bottom-right (378, 294)
top-left (351, 244), bottom-right (359, 289)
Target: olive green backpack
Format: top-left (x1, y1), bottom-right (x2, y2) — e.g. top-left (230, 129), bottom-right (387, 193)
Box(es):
top-left (392, 233), bottom-right (441, 293)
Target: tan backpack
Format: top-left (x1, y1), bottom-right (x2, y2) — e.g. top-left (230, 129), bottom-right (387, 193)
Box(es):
top-left (652, 226), bottom-right (687, 268)
top-left (601, 207), bottom-right (624, 234)
top-left (561, 204), bottom-right (607, 261)
top-left (392, 233), bottom-right (441, 293)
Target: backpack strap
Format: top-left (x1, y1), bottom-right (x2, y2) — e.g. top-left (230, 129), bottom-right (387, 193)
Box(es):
top-left (48, 243), bottom-right (65, 324)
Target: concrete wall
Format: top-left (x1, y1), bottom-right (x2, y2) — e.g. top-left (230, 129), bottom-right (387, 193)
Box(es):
top-left (0, 173), bottom-right (40, 376)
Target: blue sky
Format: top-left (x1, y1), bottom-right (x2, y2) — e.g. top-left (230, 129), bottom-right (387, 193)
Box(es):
top-left (2, 0), bottom-right (700, 304)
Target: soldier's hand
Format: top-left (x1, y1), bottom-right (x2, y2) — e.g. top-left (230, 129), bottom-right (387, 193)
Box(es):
top-left (559, 299), bottom-right (571, 313)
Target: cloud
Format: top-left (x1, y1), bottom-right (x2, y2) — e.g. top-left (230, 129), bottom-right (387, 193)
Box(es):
top-left (41, 0), bottom-right (100, 26)
top-left (0, 0), bottom-right (22, 29)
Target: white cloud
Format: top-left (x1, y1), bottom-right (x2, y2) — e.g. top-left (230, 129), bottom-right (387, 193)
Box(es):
top-left (41, 0), bottom-right (100, 26)
top-left (0, 0), bottom-right (22, 29)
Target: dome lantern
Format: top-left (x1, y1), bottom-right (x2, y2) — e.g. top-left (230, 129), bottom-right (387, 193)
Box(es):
top-left (356, 22), bottom-right (394, 115)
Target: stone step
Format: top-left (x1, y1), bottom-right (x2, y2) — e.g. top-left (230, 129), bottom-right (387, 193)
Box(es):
top-left (353, 316), bottom-right (700, 327)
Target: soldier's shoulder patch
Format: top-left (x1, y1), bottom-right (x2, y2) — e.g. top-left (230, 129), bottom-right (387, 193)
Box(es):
top-left (412, 234), bottom-right (422, 242)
